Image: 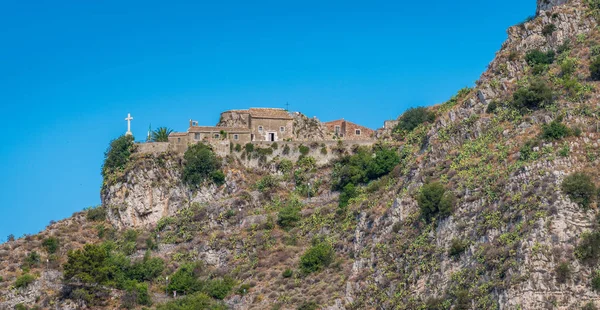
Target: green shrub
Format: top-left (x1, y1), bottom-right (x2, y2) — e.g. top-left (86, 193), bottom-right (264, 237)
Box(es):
top-left (486, 101), bottom-right (499, 114)
top-left (448, 239), bottom-right (468, 259)
top-left (277, 203), bottom-right (301, 229)
top-left (525, 49), bottom-right (555, 66)
top-left (237, 283), bottom-right (251, 295)
top-left (126, 254), bottom-right (165, 282)
top-left (24, 251), bottom-right (41, 267)
top-left (541, 120), bottom-right (572, 140)
top-left (282, 144), bottom-right (291, 155)
top-left (338, 183), bottom-right (358, 209)
top-left (591, 57), bottom-right (600, 80)
top-left (156, 292), bottom-right (227, 310)
top-left (210, 170), bottom-right (226, 186)
top-left (331, 146), bottom-right (400, 193)
top-left (592, 44), bottom-right (600, 57)
top-left (592, 271), bottom-right (600, 290)
top-left (560, 57), bottom-right (578, 76)
top-left (86, 206), bottom-right (106, 222)
top-left (299, 145), bottom-right (310, 156)
top-left (320, 146), bottom-right (328, 155)
top-left (519, 140), bottom-right (537, 161)
top-left (234, 144), bottom-right (242, 152)
top-left (542, 23), bottom-right (557, 36)
top-left (167, 263), bottom-right (202, 294)
top-left (300, 242), bottom-right (335, 273)
top-left (418, 182), bottom-right (454, 222)
top-left (15, 304), bottom-right (27, 310)
top-left (102, 135), bottom-right (135, 179)
top-left (562, 172), bottom-right (596, 208)
top-left (205, 278), bottom-right (234, 300)
top-left (511, 78), bottom-right (554, 111)
top-left (14, 273), bottom-right (36, 288)
top-left (271, 142), bottom-right (278, 150)
top-left (576, 231), bottom-right (600, 265)
top-left (282, 269), bottom-right (293, 278)
top-left (7, 234), bottom-right (15, 242)
top-left (395, 107), bottom-right (436, 132)
top-left (122, 280), bottom-right (151, 308)
top-left (555, 262), bottom-right (571, 283)
top-left (42, 237), bottom-right (59, 254)
top-left (278, 159), bottom-right (293, 174)
top-left (257, 175), bottom-right (278, 193)
top-left (582, 301), bottom-right (598, 310)
top-left (182, 143), bottom-right (223, 187)
top-left (244, 143), bottom-right (254, 153)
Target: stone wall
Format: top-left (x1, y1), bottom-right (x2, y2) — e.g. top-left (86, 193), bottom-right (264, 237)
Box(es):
top-left (135, 142), bottom-right (170, 154)
top-left (250, 118), bottom-right (294, 141)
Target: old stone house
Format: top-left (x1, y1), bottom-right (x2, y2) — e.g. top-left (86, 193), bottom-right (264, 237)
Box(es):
top-left (218, 108), bottom-right (294, 142)
top-left (323, 119), bottom-right (374, 140)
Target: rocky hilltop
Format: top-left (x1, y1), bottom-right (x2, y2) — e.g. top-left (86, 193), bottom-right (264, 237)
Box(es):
top-left (3, 0), bottom-right (600, 309)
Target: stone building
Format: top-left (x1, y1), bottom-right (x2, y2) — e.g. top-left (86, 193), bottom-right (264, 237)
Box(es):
top-left (218, 108), bottom-right (294, 142)
top-left (323, 119), bottom-right (375, 140)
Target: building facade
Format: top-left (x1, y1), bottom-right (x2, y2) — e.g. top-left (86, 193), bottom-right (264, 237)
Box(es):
top-left (323, 119), bottom-right (375, 140)
top-left (219, 108), bottom-right (294, 142)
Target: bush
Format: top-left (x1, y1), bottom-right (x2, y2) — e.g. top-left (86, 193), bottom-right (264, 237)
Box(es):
top-left (542, 23), bottom-right (557, 36)
top-left (576, 231), bottom-right (600, 265)
top-left (278, 159), bottom-right (293, 174)
top-left (395, 107), bottom-right (436, 132)
top-left (25, 251), bottom-right (41, 267)
top-left (448, 239), bottom-right (468, 259)
top-left (156, 292), bottom-right (227, 310)
top-left (14, 273), bottom-right (36, 288)
top-left (282, 144), bottom-right (291, 155)
top-left (205, 278), bottom-right (234, 300)
top-left (277, 202), bottom-right (301, 229)
top-left (511, 78), bottom-right (554, 111)
top-left (299, 145), bottom-right (310, 156)
top-left (7, 234), bottom-right (15, 242)
top-left (234, 144), bottom-right (242, 152)
top-left (298, 301), bottom-right (319, 310)
top-left (555, 262), bottom-right (571, 283)
top-left (583, 302), bottom-right (598, 310)
top-left (591, 57), bottom-right (600, 80)
top-left (257, 175), bottom-right (278, 193)
top-left (282, 269), bottom-right (293, 278)
top-left (42, 237), bottom-right (59, 254)
top-left (331, 146), bottom-right (400, 193)
top-left (592, 271), bottom-right (600, 291)
top-left (525, 49), bottom-right (555, 66)
top-left (182, 143), bottom-right (223, 187)
top-left (102, 135), bottom-right (135, 179)
top-left (560, 57), bottom-right (578, 76)
top-left (244, 143), bottom-right (254, 153)
top-left (418, 182), bottom-right (454, 222)
top-left (486, 101), bottom-right (499, 114)
top-left (122, 281), bottom-right (151, 308)
top-left (338, 183), bottom-right (358, 209)
top-left (541, 120), bottom-right (572, 140)
top-left (167, 263), bottom-right (202, 294)
top-left (86, 206), bottom-right (106, 222)
top-left (300, 242), bottom-right (335, 273)
top-left (320, 146), bottom-right (328, 155)
top-left (562, 172), bottom-right (596, 208)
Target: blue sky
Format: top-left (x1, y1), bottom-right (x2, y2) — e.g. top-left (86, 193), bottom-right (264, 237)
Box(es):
top-left (0, 0), bottom-right (535, 240)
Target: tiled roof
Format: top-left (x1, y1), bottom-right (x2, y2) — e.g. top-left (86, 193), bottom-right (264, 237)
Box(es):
top-left (169, 132), bottom-right (188, 137)
top-left (248, 108), bottom-right (292, 119)
top-left (188, 126), bottom-right (250, 133)
top-left (324, 119), bottom-right (373, 130)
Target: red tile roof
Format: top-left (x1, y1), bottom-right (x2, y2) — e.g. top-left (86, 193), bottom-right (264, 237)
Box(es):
top-left (222, 108), bottom-right (292, 120)
top-left (188, 126), bottom-right (250, 133)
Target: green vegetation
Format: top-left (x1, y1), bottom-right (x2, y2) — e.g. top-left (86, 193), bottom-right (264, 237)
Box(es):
top-left (299, 145), bottom-right (310, 156)
top-left (14, 273), bottom-right (36, 288)
top-left (590, 57), bottom-right (600, 80)
top-left (152, 127), bottom-right (174, 142)
top-left (448, 238), bottom-right (468, 259)
top-left (244, 143), bottom-right (254, 153)
top-left (542, 24), bottom-right (557, 36)
top-left (277, 200), bottom-right (302, 229)
top-left (256, 175), bottom-right (278, 193)
top-left (42, 237), bottom-right (59, 254)
top-left (562, 172), bottom-right (596, 208)
top-left (102, 135), bottom-right (135, 179)
top-left (525, 49), bottom-right (555, 66)
top-left (576, 231), bottom-right (600, 265)
top-left (555, 262), bottom-right (571, 283)
top-left (156, 292), bottom-right (227, 310)
top-left (182, 143), bottom-right (225, 187)
top-left (592, 271), bottom-right (600, 290)
top-left (418, 182), bottom-right (454, 223)
top-left (300, 241), bottom-right (335, 274)
top-left (297, 301), bottom-right (319, 310)
top-left (541, 120), bottom-right (572, 140)
top-left (63, 243), bottom-right (164, 306)
top-left (86, 206), bottom-right (107, 222)
top-left (511, 78), bottom-right (554, 112)
top-left (331, 145), bottom-right (400, 208)
top-left (395, 107), bottom-right (436, 132)
top-left (282, 268), bottom-right (293, 278)
top-left (166, 263), bottom-right (234, 299)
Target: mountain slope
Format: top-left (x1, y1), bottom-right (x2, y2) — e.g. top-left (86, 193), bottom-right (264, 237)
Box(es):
top-left (3, 0), bottom-right (600, 309)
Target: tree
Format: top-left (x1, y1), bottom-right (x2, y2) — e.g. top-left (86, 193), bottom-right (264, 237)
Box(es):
top-left (300, 242), bottom-right (335, 273)
top-left (183, 143), bottom-right (224, 187)
top-left (395, 107), bottom-right (436, 132)
top-left (511, 78), bottom-right (554, 112)
top-left (152, 127), bottom-right (174, 142)
top-left (42, 237), bottom-right (59, 254)
top-left (102, 135), bottom-right (135, 178)
top-left (418, 182), bottom-right (455, 222)
top-left (562, 172), bottom-right (596, 208)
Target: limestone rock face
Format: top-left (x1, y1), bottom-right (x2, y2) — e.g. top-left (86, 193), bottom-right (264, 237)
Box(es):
top-left (101, 153), bottom-right (231, 229)
top-left (537, 0), bottom-right (570, 14)
top-left (292, 112), bottom-right (330, 141)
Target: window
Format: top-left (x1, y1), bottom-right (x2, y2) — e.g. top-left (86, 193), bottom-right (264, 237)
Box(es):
top-left (280, 126), bottom-right (285, 132)
top-left (213, 133), bottom-right (220, 139)
top-left (335, 126), bottom-right (341, 135)
top-left (355, 129), bottom-right (361, 136)
top-left (233, 134), bottom-right (239, 140)
top-left (258, 126), bottom-right (264, 133)
top-left (177, 138), bottom-right (181, 143)
top-left (194, 133), bottom-right (200, 140)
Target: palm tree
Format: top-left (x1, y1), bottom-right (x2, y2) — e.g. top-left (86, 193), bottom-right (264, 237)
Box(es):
top-left (152, 127), bottom-right (174, 142)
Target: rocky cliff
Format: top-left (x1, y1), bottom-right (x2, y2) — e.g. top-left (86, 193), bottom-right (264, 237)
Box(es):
top-left (3, 0), bottom-right (600, 309)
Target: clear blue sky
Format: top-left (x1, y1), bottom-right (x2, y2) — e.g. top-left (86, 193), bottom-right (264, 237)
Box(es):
top-left (0, 0), bottom-right (535, 240)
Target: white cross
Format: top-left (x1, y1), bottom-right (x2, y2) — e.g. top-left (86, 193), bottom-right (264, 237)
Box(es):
top-left (125, 113), bottom-right (133, 136)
